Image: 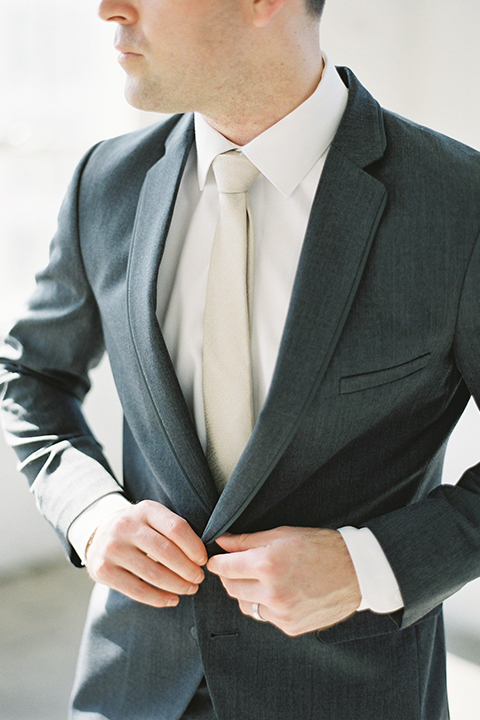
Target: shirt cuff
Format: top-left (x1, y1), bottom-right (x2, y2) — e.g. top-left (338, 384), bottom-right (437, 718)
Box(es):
top-left (338, 526), bottom-right (404, 614)
top-left (68, 493), bottom-right (132, 565)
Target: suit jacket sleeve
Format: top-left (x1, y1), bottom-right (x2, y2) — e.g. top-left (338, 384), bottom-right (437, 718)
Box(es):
top-left (365, 229), bottom-right (480, 628)
top-left (0, 146), bottom-right (126, 566)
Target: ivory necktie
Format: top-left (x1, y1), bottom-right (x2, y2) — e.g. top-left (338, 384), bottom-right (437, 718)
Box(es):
top-left (203, 151), bottom-right (260, 491)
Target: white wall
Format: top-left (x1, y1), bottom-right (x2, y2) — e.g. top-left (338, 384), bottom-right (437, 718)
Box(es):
top-left (322, 0), bottom-right (480, 149)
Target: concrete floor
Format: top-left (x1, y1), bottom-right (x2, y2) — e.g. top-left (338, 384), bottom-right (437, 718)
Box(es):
top-left (0, 563), bottom-right (91, 720)
top-left (1, 562), bottom-right (480, 720)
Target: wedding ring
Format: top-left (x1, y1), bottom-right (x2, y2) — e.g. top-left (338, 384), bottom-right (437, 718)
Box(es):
top-left (252, 603), bottom-right (266, 622)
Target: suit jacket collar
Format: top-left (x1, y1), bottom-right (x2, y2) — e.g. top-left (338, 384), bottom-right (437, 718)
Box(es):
top-left (127, 69), bottom-right (389, 539)
top-left (127, 113), bottom-right (219, 518)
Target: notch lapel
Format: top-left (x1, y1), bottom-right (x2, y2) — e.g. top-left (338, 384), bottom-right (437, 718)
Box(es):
top-left (203, 70), bottom-right (389, 542)
top-left (127, 114), bottom-right (219, 517)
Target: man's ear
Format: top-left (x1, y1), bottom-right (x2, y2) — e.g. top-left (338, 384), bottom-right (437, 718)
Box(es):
top-left (251, 0), bottom-right (289, 28)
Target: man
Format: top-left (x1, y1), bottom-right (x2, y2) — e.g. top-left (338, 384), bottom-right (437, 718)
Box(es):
top-left (1, 0), bottom-right (480, 718)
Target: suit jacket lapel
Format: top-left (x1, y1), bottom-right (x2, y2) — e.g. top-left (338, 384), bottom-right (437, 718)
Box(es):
top-left (127, 113), bottom-right (219, 516)
top-left (203, 69), bottom-right (389, 542)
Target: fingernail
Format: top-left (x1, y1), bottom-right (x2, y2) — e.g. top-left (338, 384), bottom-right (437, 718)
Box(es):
top-left (187, 584), bottom-right (199, 595)
top-left (167, 596), bottom-right (179, 607)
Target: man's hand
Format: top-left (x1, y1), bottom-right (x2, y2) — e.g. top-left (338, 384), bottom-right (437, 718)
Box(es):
top-left (207, 527), bottom-right (361, 636)
top-left (85, 500), bottom-right (208, 608)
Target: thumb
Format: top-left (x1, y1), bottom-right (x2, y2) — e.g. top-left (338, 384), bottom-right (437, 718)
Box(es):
top-left (215, 529), bottom-right (277, 553)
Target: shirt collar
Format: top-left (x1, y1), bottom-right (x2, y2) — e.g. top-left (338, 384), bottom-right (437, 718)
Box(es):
top-left (194, 53), bottom-right (348, 197)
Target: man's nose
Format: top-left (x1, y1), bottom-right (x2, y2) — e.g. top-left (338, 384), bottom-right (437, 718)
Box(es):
top-left (97, 0), bottom-right (138, 24)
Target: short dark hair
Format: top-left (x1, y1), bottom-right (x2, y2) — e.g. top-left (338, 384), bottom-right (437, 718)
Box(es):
top-left (305, 0), bottom-right (326, 17)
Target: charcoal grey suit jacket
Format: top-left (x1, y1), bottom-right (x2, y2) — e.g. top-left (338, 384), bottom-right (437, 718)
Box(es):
top-left (2, 68), bottom-right (480, 719)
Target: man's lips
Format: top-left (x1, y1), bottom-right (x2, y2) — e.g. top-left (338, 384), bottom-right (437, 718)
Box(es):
top-left (115, 45), bottom-right (143, 61)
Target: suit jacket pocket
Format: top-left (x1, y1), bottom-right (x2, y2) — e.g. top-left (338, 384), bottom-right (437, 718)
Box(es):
top-left (339, 352), bottom-right (431, 395)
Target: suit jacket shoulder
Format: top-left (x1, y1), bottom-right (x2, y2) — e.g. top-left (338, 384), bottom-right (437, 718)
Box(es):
top-left (336, 67), bottom-right (480, 198)
top-left (78, 113), bottom-right (189, 203)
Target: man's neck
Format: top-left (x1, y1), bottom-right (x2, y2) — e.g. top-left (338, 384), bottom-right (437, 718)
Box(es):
top-left (202, 55), bottom-right (324, 146)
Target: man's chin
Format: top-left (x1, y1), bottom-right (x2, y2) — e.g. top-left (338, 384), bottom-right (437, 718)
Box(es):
top-left (124, 83), bottom-right (156, 112)
top-left (124, 79), bottom-right (183, 115)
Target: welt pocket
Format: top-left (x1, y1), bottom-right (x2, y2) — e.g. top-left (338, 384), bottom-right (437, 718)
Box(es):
top-left (339, 352), bottom-right (431, 395)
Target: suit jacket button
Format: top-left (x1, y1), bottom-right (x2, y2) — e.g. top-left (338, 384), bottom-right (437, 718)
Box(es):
top-left (191, 626), bottom-right (198, 640)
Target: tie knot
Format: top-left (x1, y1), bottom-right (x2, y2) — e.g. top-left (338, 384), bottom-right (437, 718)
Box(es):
top-left (212, 151), bottom-right (259, 195)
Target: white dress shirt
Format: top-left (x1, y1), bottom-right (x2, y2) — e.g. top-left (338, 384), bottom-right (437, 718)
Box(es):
top-left (69, 54), bottom-right (403, 614)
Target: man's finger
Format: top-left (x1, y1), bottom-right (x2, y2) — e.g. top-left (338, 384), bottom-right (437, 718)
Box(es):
top-left (219, 577), bottom-right (264, 603)
top-left (207, 545), bottom-right (264, 579)
top-left (104, 566), bottom-right (182, 608)
top-left (120, 544), bottom-right (204, 594)
top-left (143, 502), bottom-right (208, 566)
top-left (237, 599), bottom-right (271, 623)
top-left (135, 527), bottom-right (205, 585)
top-left (214, 528), bottom-right (280, 553)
